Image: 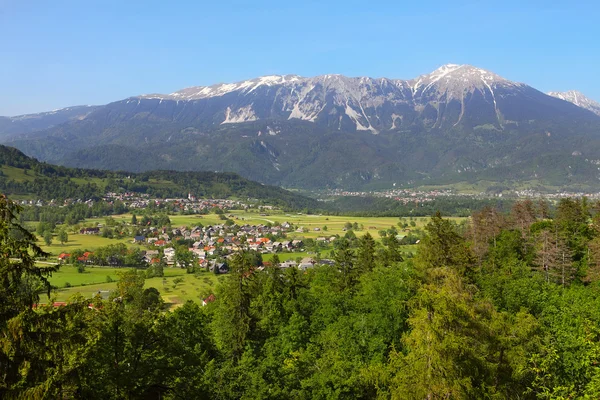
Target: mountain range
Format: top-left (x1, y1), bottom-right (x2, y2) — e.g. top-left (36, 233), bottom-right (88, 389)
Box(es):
top-left (2, 64), bottom-right (600, 191)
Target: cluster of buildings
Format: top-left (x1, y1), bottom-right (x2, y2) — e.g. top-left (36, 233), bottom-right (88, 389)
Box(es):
top-left (513, 189), bottom-right (600, 200)
top-left (102, 192), bottom-right (250, 212)
top-left (327, 188), bottom-right (467, 204)
top-left (127, 222), bottom-right (323, 270)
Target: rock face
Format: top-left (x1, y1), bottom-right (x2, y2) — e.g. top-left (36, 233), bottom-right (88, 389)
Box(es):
top-left (548, 90), bottom-right (600, 116)
top-left (3, 64), bottom-right (600, 190)
top-left (133, 64), bottom-right (580, 133)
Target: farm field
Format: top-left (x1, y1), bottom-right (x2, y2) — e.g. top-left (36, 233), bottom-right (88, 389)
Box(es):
top-left (77, 211), bottom-right (455, 240)
top-left (36, 211), bottom-right (448, 307)
top-left (36, 233), bottom-right (136, 257)
top-left (47, 266), bottom-right (222, 307)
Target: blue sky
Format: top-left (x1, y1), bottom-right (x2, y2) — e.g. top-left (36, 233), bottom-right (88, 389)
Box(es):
top-left (1, 0), bottom-right (598, 115)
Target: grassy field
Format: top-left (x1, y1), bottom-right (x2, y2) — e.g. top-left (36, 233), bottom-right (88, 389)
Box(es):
top-left (72, 212), bottom-right (441, 242)
top-left (223, 211), bottom-right (448, 240)
top-left (36, 234), bottom-right (136, 257)
top-left (1, 165), bottom-right (38, 182)
top-left (37, 211), bottom-right (448, 307)
top-left (47, 266), bottom-right (223, 307)
top-left (48, 265), bottom-right (123, 288)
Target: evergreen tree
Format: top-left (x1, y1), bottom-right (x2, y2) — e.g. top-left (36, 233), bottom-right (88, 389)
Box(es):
top-left (213, 252), bottom-right (256, 359)
top-left (415, 212), bottom-right (475, 277)
top-left (356, 232), bottom-right (376, 274)
top-left (0, 195), bottom-right (57, 395)
top-left (333, 238), bottom-right (356, 290)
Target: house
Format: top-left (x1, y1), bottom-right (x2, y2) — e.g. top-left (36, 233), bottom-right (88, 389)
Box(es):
top-left (280, 260), bottom-right (297, 269)
top-left (58, 253), bottom-right (70, 263)
top-left (133, 235), bottom-right (145, 244)
top-left (272, 242), bottom-right (282, 252)
top-left (192, 249), bottom-right (206, 259)
top-left (299, 257), bottom-right (316, 271)
top-left (249, 242), bottom-right (263, 252)
top-left (291, 239), bottom-right (303, 248)
top-left (77, 252), bottom-right (93, 265)
top-left (202, 294), bottom-right (216, 306)
top-left (217, 263), bottom-right (229, 273)
top-left (79, 227), bottom-right (100, 235)
top-left (163, 247), bottom-right (175, 264)
top-left (209, 261), bottom-right (229, 274)
top-left (143, 250), bottom-right (159, 263)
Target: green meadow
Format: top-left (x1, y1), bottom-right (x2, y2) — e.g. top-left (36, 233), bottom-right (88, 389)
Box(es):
top-left (47, 265), bottom-right (223, 307)
top-left (37, 233), bottom-right (136, 256)
top-left (36, 211), bottom-right (443, 307)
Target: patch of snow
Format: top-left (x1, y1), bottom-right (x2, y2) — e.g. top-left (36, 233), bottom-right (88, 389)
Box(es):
top-left (548, 90), bottom-right (600, 116)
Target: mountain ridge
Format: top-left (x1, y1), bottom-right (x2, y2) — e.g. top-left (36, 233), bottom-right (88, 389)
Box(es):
top-left (3, 64), bottom-right (600, 191)
top-left (547, 90), bottom-right (600, 116)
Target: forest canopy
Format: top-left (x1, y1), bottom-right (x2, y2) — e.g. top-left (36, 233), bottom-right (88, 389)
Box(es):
top-left (2, 196), bottom-right (600, 398)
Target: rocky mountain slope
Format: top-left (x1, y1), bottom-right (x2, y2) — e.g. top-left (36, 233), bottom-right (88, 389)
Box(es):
top-left (548, 90), bottom-right (600, 116)
top-left (3, 65), bottom-right (600, 190)
top-left (0, 106), bottom-right (98, 139)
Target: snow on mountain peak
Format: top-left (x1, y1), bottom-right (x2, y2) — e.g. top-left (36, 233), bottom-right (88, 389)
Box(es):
top-left (133, 65), bottom-right (531, 131)
top-left (410, 63), bottom-right (515, 98)
top-left (139, 75), bottom-right (304, 101)
top-left (430, 64), bottom-right (464, 78)
top-left (548, 90), bottom-right (600, 116)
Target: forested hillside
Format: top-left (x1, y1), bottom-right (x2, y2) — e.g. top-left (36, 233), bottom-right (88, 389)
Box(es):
top-left (3, 196), bottom-right (600, 398)
top-left (0, 145), bottom-right (320, 210)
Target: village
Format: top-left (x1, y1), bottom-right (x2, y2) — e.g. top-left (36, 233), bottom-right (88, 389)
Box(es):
top-left (59, 217), bottom-right (344, 274)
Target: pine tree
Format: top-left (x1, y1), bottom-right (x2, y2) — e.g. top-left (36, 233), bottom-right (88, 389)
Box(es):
top-left (534, 226), bottom-right (574, 287)
top-left (534, 229), bottom-right (556, 283)
top-left (356, 232), bottom-right (376, 274)
top-left (416, 212), bottom-right (474, 277)
top-left (213, 251), bottom-right (255, 359)
top-left (333, 238), bottom-right (356, 290)
top-left (510, 200), bottom-right (537, 240)
top-left (0, 195), bottom-right (57, 394)
top-left (469, 206), bottom-right (505, 264)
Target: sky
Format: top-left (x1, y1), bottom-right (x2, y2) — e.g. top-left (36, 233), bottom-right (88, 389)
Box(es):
top-left (0, 0), bottom-right (599, 115)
